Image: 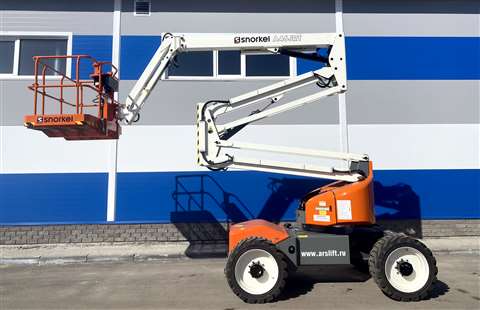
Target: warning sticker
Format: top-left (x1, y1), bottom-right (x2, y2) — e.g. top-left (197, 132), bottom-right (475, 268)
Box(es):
top-left (337, 200), bottom-right (352, 220)
top-left (313, 214), bottom-right (331, 222)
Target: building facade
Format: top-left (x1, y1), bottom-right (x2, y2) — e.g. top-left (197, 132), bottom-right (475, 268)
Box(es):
top-left (1, 0), bottom-right (479, 244)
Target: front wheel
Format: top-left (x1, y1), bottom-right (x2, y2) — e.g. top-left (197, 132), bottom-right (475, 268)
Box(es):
top-left (369, 234), bottom-right (437, 301)
top-left (225, 237), bottom-right (288, 303)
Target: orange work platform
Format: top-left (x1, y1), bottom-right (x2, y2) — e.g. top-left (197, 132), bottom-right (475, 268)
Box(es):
top-left (24, 55), bottom-right (121, 140)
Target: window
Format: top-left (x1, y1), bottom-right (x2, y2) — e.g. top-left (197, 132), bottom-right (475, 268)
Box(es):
top-left (19, 39), bottom-right (67, 75)
top-left (134, 0), bottom-right (151, 16)
top-left (246, 54), bottom-right (290, 77)
top-left (0, 41), bottom-right (15, 74)
top-left (168, 51), bottom-right (213, 76)
top-left (0, 33), bottom-right (71, 79)
top-left (166, 50), bottom-right (294, 80)
top-left (218, 51), bottom-right (241, 76)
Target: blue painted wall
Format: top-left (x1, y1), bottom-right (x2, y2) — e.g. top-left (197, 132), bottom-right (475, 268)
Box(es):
top-left (111, 35), bottom-right (480, 80)
top-left (120, 36), bottom-right (161, 80)
top-left (1, 169), bottom-right (478, 225)
top-left (345, 37), bottom-right (480, 80)
top-left (71, 35), bottom-right (113, 79)
top-left (115, 169), bottom-right (480, 223)
top-left (0, 173), bottom-right (109, 225)
top-left (297, 37), bottom-right (480, 79)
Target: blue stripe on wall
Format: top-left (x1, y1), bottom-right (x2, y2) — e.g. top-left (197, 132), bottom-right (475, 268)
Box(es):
top-left (297, 37), bottom-right (480, 79)
top-left (115, 169), bottom-right (480, 223)
top-left (0, 173), bottom-right (108, 225)
top-left (1, 169), bottom-right (478, 225)
top-left (71, 35), bottom-right (479, 80)
top-left (120, 35), bottom-right (161, 80)
top-left (345, 37), bottom-right (480, 80)
top-left (71, 35), bottom-right (113, 79)
top-left (373, 169), bottom-right (480, 219)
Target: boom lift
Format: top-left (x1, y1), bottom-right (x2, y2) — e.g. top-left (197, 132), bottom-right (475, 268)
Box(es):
top-left (24, 32), bottom-right (437, 303)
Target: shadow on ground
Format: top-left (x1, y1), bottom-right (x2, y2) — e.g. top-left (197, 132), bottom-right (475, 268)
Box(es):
top-left (280, 265), bottom-right (450, 302)
top-left (427, 280), bottom-right (450, 300)
top-left (280, 265), bottom-right (371, 301)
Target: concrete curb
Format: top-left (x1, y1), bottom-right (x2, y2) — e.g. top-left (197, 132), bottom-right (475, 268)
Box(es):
top-left (422, 236), bottom-right (480, 255)
top-left (0, 241), bottom-right (191, 265)
top-left (0, 253), bottom-right (189, 265)
top-left (0, 255), bottom-right (188, 265)
top-left (1, 237), bottom-right (478, 265)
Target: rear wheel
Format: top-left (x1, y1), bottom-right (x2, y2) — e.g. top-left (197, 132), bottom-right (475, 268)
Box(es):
top-left (369, 234), bottom-right (437, 301)
top-left (225, 237), bottom-right (288, 303)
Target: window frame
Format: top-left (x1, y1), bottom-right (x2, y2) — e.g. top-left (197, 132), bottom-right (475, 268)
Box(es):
top-left (0, 31), bottom-right (72, 80)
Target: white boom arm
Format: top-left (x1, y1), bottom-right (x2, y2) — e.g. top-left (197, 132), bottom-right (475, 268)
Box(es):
top-left (120, 32), bottom-right (369, 182)
top-left (120, 32), bottom-right (346, 124)
top-left (120, 34), bottom-right (183, 124)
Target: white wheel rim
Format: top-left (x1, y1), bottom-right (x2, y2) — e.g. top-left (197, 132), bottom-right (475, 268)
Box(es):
top-left (385, 246), bottom-right (430, 293)
top-left (234, 249), bottom-right (279, 295)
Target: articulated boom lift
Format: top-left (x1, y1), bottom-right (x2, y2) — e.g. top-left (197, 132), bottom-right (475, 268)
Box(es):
top-left (24, 32), bottom-right (437, 303)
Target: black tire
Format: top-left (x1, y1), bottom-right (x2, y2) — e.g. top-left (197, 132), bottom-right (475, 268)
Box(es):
top-left (368, 233), bottom-right (438, 301)
top-left (225, 237), bottom-right (289, 303)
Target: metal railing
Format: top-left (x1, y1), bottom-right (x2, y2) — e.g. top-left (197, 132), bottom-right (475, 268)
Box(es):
top-left (29, 55), bottom-right (118, 118)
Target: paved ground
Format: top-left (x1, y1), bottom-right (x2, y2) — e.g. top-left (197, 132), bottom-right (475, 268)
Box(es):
top-left (1, 253), bottom-right (479, 310)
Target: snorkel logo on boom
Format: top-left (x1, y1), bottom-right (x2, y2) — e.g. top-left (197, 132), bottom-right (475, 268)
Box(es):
top-left (234, 36), bottom-right (270, 44)
top-left (234, 34), bottom-right (302, 44)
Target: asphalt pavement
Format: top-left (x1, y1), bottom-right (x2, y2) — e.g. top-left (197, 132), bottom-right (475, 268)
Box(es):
top-left (1, 253), bottom-right (479, 309)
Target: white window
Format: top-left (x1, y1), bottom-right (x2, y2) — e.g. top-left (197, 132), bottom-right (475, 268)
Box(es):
top-left (134, 0), bottom-right (151, 16)
top-left (0, 32), bottom-right (72, 80)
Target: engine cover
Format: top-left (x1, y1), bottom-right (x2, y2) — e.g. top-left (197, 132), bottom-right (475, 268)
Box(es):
top-left (298, 162), bottom-right (376, 227)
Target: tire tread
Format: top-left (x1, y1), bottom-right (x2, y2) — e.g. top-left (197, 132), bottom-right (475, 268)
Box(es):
top-left (225, 237), bottom-right (288, 304)
top-left (368, 233), bottom-right (437, 302)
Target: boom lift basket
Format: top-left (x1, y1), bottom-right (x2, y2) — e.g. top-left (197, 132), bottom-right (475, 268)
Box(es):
top-left (24, 55), bottom-right (120, 140)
